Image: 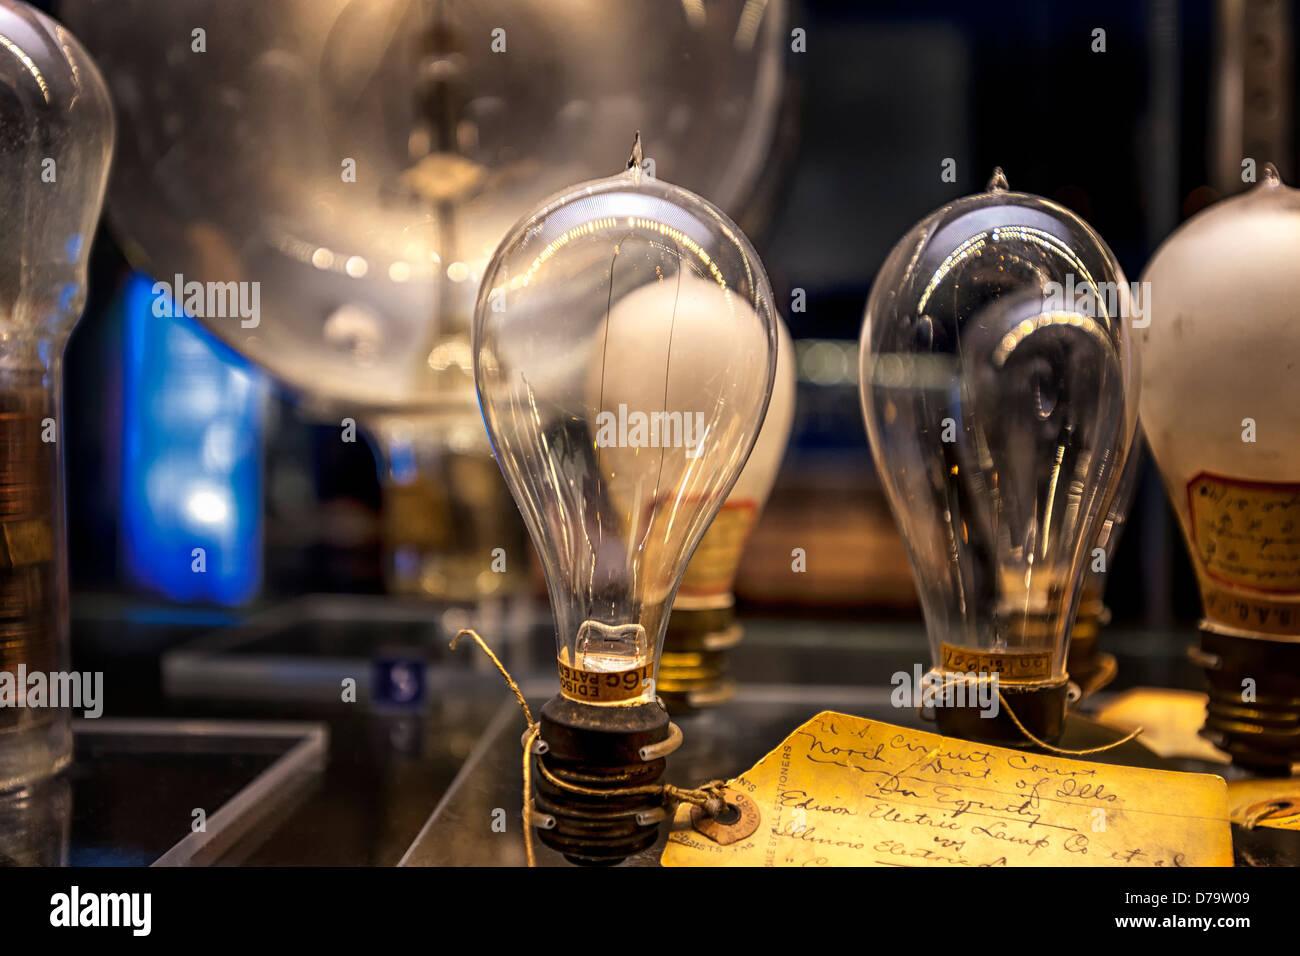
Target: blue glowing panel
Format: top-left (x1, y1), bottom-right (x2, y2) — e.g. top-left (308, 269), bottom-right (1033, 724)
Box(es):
top-left (121, 273), bottom-right (265, 605)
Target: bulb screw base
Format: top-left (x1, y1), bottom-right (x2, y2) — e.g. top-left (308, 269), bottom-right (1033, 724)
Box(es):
top-left (1197, 629), bottom-right (1300, 774)
top-left (532, 695), bottom-right (677, 865)
top-left (932, 679), bottom-right (1069, 747)
top-left (1067, 603), bottom-right (1118, 702)
top-left (658, 607), bottom-right (743, 713)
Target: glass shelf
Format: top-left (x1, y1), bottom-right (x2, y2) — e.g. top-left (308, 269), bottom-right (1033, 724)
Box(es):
top-left (1, 718), bottom-right (326, 866)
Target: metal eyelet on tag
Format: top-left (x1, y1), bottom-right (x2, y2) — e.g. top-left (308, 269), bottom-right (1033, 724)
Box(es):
top-left (690, 789), bottom-right (760, 845)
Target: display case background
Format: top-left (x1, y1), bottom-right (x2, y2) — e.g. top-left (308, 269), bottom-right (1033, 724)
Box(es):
top-left (55, 0), bottom-right (1289, 632)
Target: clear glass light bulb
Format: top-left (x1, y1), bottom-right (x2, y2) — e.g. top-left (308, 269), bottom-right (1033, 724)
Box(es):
top-left (0, 0), bottom-right (113, 789)
top-left (473, 153), bottom-right (776, 705)
top-left (1139, 165), bottom-right (1300, 769)
top-left (859, 171), bottom-right (1137, 740)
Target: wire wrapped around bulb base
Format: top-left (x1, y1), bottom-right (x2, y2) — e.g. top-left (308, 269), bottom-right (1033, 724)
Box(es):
top-left (1196, 629), bottom-right (1300, 774)
top-left (530, 695), bottom-right (680, 865)
top-left (930, 677), bottom-right (1071, 748)
top-left (658, 607), bottom-right (743, 713)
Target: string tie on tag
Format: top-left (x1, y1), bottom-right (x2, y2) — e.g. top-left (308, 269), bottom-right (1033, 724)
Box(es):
top-left (919, 669), bottom-right (1143, 756)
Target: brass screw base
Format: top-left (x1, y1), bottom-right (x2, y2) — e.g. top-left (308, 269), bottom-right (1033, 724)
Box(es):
top-left (1198, 629), bottom-right (1300, 774)
top-left (532, 696), bottom-right (671, 865)
top-left (657, 649), bottom-right (736, 712)
top-left (658, 608), bottom-right (742, 714)
top-left (1066, 617), bottom-right (1118, 703)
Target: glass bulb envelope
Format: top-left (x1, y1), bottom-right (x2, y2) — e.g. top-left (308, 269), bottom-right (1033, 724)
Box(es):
top-left (63, 0), bottom-right (786, 416)
top-left (474, 165), bottom-right (777, 703)
top-left (860, 177), bottom-right (1138, 692)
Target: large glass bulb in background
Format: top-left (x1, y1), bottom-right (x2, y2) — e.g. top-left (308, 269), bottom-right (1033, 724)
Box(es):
top-left (63, 0), bottom-right (784, 413)
top-left (474, 144), bottom-right (776, 863)
top-left (63, 0), bottom-right (785, 602)
top-left (860, 172), bottom-right (1138, 745)
top-left (659, 317), bottom-right (796, 710)
top-left (0, 0), bottom-right (113, 789)
top-left (1140, 165), bottom-right (1300, 771)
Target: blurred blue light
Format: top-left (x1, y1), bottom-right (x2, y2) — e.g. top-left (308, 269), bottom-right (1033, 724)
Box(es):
top-left (121, 272), bottom-right (265, 605)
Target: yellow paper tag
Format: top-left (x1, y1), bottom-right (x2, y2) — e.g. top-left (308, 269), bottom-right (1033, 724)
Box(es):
top-left (661, 711), bottom-right (1233, 867)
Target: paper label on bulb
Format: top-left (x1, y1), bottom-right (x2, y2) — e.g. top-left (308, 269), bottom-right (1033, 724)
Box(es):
top-left (557, 656), bottom-right (654, 703)
top-left (1187, 473), bottom-right (1300, 634)
top-left (677, 501), bottom-right (757, 601)
top-left (940, 643), bottom-right (1053, 681)
top-left (661, 711), bottom-right (1232, 868)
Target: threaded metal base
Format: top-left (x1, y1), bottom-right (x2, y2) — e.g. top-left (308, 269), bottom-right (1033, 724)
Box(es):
top-left (1197, 629), bottom-right (1300, 774)
top-left (658, 607), bottom-right (742, 713)
top-left (532, 696), bottom-right (673, 865)
top-left (1066, 625), bottom-right (1117, 702)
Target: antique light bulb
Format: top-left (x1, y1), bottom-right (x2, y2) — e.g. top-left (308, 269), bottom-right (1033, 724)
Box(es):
top-left (0, 1), bottom-right (113, 789)
top-left (859, 171), bottom-right (1138, 745)
top-left (658, 316), bottom-right (796, 710)
top-left (473, 137), bottom-right (777, 863)
top-left (1139, 164), bottom-right (1300, 771)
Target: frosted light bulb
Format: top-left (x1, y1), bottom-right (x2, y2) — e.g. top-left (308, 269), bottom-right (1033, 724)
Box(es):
top-left (659, 316), bottom-right (796, 709)
top-left (1139, 164), bottom-right (1300, 770)
top-left (473, 138), bottom-right (776, 863)
top-left (859, 171), bottom-right (1138, 745)
top-left (0, 1), bottom-right (113, 789)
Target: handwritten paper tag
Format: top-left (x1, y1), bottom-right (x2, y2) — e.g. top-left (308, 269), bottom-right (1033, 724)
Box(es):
top-left (662, 711), bottom-right (1232, 867)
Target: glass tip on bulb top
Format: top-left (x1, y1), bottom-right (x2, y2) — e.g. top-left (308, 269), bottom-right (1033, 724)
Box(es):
top-left (627, 130), bottom-right (644, 175)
